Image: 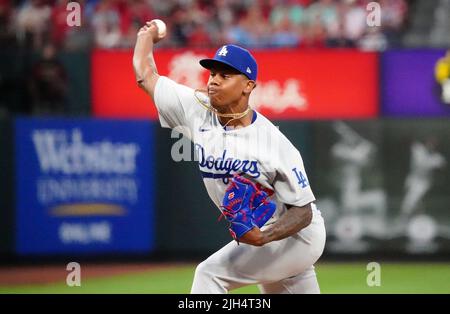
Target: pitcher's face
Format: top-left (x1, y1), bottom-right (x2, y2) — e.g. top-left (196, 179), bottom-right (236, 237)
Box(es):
top-left (207, 64), bottom-right (251, 108)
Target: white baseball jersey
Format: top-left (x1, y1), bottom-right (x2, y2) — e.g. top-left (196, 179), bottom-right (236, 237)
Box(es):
top-left (154, 76), bottom-right (325, 294)
top-left (154, 76), bottom-right (318, 224)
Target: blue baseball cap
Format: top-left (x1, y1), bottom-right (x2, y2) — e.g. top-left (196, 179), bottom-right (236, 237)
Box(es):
top-left (200, 44), bottom-right (258, 81)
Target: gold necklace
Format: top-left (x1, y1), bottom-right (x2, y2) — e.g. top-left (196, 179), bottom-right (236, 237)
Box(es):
top-left (194, 89), bottom-right (251, 121)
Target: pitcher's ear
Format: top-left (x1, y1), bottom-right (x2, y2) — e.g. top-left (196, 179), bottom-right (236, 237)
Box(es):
top-left (244, 80), bottom-right (256, 94)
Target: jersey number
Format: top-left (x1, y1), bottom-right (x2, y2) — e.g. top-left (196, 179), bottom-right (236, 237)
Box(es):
top-left (292, 168), bottom-right (309, 188)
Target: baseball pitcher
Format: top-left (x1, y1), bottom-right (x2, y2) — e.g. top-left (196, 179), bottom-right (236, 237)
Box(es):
top-left (133, 20), bottom-right (326, 294)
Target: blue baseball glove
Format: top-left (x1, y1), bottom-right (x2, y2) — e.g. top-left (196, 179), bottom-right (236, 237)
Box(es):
top-left (220, 174), bottom-right (276, 243)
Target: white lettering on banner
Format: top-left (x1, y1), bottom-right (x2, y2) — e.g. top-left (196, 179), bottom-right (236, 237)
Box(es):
top-left (37, 178), bottom-right (138, 204)
top-left (169, 52), bottom-right (308, 113)
top-left (32, 129), bottom-right (139, 175)
top-left (250, 79), bottom-right (307, 113)
top-left (59, 221), bottom-right (111, 244)
top-left (168, 52), bottom-right (208, 90)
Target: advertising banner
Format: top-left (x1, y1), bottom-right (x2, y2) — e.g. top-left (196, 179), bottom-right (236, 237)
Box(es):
top-left (15, 118), bottom-right (154, 254)
top-left (381, 49), bottom-right (450, 117)
top-left (313, 119), bottom-right (450, 254)
top-left (92, 49), bottom-right (378, 119)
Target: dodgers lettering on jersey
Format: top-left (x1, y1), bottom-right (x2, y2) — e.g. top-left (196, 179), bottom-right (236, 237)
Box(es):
top-left (154, 76), bottom-right (317, 223)
top-left (195, 144), bottom-right (260, 182)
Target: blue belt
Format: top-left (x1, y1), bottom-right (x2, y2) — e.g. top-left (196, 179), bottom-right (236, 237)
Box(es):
top-left (200, 171), bottom-right (233, 179)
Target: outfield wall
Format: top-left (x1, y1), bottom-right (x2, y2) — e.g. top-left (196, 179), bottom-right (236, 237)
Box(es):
top-left (0, 117), bottom-right (448, 261)
top-left (1, 48), bottom-right (450, 261)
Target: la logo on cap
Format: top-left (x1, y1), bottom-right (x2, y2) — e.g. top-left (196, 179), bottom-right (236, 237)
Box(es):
top-left (218, 46), bottom-right (228, 57)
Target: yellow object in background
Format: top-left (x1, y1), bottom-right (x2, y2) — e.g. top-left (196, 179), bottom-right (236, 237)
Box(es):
top-left (435, 51), bottom-right (450, 84)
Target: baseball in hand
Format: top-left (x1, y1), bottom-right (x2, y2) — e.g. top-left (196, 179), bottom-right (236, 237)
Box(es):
top-left (152, 19), bottom-right (167, 39)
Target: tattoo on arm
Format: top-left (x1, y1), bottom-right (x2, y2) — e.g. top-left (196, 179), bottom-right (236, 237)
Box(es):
top-left (262, 203), bottom-right (312, 243)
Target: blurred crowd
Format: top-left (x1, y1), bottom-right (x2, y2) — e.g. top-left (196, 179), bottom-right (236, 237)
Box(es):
top-left (0, 0), bottom-right (409, 52)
